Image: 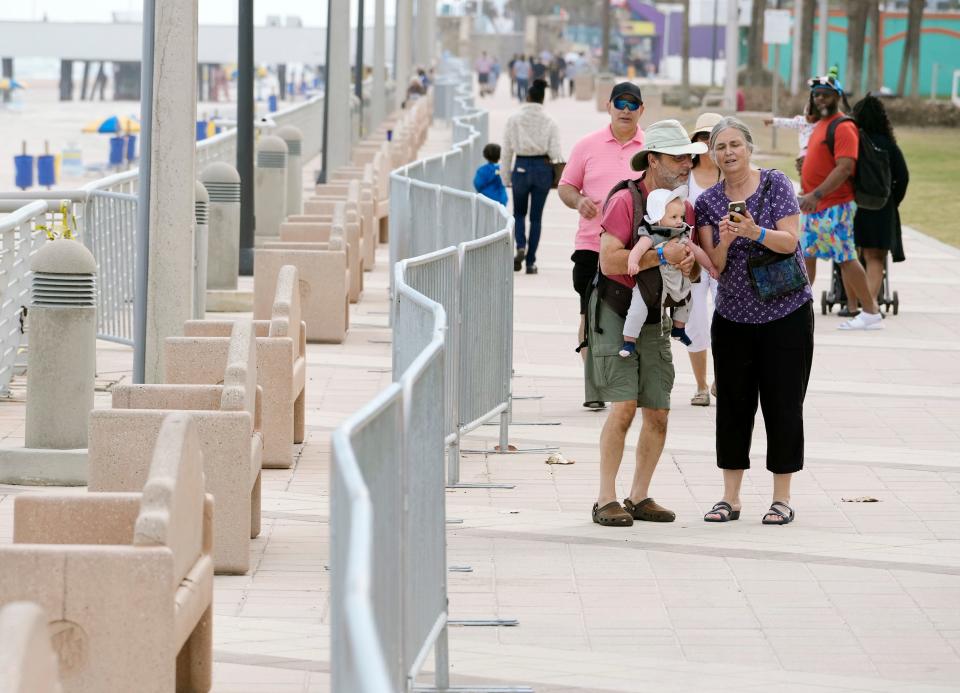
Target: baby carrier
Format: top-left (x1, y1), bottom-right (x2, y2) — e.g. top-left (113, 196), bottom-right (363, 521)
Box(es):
top-left (589, 178), bottom-right (690, 337)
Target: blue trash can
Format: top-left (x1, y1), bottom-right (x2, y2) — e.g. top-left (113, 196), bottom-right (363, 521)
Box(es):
top-left (268, 94), bottom-right (277, 113)
top-left (126, 134), bottom-right (137, 162)
top-left (108, 136), bottom-right (125, 166)
top-left (196, 120), bottom-right (208, 141)
top-left (37, 155), bottom-right (56, 187)
top-left (14, 154), bottom-right (34, 190)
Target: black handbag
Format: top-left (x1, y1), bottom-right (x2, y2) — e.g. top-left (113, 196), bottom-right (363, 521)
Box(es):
top-left (745, 172), bottom-right (809, 301)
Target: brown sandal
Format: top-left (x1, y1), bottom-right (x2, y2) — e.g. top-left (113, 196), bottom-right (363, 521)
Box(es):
top-left (623, 497), bottom-right (676, 523)
top-left (592, 501), bottom-right (633, 527)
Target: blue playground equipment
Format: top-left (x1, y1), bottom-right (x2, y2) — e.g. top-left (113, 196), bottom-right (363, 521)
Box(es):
top-left (37, 154), bottom-right (56, 188)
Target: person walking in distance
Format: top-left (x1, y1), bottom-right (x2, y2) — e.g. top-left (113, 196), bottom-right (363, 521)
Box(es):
top-left (500, 79), bottom-right (562, 275)
top-left (558, 82), bottom-right (646, 410)
top-left (799, 74), bottom-right (883, 330)
top-left (513, 55), bottom-right (531, 101)
top-left (849, 93), bottom-right (909, 313)
top-left (474, 51), bottom-right (493, 97)
top-left (584, 119), bottom-right (704, 527)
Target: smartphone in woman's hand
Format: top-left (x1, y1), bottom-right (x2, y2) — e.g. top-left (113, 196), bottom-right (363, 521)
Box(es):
top-left (728, 201), bottom-right (746, 223)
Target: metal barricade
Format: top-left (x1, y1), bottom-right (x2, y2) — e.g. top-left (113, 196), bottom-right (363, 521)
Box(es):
top-left (82, 191), bottom-right (137, 345)
top-left (330, 388), bottom-right (405, 692)
top-left (332, 56), bottom-right (529, 693)
top-left (394, 250), bottom-right (459, 451)
top-left (456, 229), bottom-right (513, 463)
top-left (439, 187), bottom-right (475, 248)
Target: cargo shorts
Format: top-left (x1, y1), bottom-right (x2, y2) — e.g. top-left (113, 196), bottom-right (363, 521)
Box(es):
top-left (584, 290), bottom-right (675, 410)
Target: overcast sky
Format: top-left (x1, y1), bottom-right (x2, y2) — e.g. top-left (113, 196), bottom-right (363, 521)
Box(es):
top-left (0, 0), bottom-right (394, 26)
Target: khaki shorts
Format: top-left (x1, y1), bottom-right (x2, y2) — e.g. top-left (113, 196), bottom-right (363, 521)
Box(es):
top-left (584, 290), bottom-right (674, 409)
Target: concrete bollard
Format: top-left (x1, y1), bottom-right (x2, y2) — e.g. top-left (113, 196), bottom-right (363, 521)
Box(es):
top-left (254, 135), bottom-right (288, 240)
top-left (193, 180), bottom-right (209, 318)
top-left (201, 162), bottom-right (241, 291)
top-left (0, 239), bottom-right (97, 485)
top-left (274, 125), bottom-right (304, 218)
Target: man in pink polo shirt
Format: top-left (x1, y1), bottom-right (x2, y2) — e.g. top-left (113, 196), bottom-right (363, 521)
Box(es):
top-left (558, 81), bottom-right (646, 409)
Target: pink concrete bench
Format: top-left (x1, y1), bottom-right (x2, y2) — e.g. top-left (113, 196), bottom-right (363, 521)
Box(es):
top-left (0, 602), bottom-right (62, 693)
top-left (169, 265), bottom-right (306, 469)
top-left (275, 202), bottom-right (362, 302)
top-left (1, 413), bottom-right (215, 692)
top-left (90, 320), bottom-right (262, 575)
top-left (255, 245), bottom-right (348, 343)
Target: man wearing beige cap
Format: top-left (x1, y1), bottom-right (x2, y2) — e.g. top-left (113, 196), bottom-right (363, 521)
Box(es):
top-left (587, 119), bottom-right (706, 527)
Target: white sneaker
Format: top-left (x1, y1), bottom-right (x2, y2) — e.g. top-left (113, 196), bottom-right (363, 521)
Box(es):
top-left (838, 311), bottom-right (884, 331)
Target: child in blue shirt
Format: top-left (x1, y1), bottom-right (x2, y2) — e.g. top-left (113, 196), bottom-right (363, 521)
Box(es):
top-left (473, 143), bottom-right (509, 207)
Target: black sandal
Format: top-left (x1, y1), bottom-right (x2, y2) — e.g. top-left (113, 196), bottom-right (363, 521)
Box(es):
top-left (762, 501), bottom-right (795, 525)
top-left (582, 401), bottom-right (606, 410)
top-left (703, 501), bottom-right (740, 523)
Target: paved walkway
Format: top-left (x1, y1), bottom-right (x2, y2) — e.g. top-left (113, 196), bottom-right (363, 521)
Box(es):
top-left (2, 78), bottom-right (960, 692)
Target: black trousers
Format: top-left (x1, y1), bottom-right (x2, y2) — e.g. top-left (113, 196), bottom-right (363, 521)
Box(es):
top-left (711, 302), bottom-right (814, 474)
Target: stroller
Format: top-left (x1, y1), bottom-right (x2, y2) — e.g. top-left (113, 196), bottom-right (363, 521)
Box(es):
top-left (820, 253), bottom-right (899, 315)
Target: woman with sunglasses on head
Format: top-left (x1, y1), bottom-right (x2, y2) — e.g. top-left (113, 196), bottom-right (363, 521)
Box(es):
top-left (557, 82), bottom-right (647, 410)
top-left (684, 112), bottom-right (723, 407)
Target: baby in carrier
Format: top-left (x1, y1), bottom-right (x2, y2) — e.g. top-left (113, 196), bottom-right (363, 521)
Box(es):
top-left (619, 186), bottom-right (715, 358)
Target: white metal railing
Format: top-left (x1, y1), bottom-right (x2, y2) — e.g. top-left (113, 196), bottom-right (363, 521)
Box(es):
top-left (0, 201), bottom-right (50, 393)
top-left (331, 59), bottom-right (530, 693)
top-left (0, 95), bottom-right (330, 364)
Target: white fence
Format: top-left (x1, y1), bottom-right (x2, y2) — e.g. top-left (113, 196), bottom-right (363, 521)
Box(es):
top-left (388, 77), bottom-right (513, 485)
top-left (330, 60), bottom-right (530, 693)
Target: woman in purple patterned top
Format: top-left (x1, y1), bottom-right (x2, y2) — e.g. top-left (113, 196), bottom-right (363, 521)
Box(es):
top-left (695, 117), bottom-right (813, 527)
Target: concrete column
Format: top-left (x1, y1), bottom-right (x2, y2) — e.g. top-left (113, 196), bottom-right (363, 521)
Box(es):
top-left (59, 59), bottom-right (73, 101)
top-left (326, 0), bottom-right (352, 172)
top-left (201, 162), bottom-right (241, 290)
top-left (275, 125), bottom-right (304, 217)
top-left (144, 0), bottom-right (198, 383)
top-left (415, 0), bottom-right (436, 68)
top-left (395, 0), bottom-right (413, 110)
top-left (723, 0), bottom-right (739, 112)
top-left (193, 180), bottom-right (209, 318)
top-left (254, 136), bottom-right (288, 240)
top-left (370, 0), bottom-right (386, 128)
top-left (1, 58), bottom-right (12, 104)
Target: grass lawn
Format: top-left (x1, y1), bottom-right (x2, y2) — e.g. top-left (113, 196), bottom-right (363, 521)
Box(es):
top-left (658, 107), bottom-right (959, 248)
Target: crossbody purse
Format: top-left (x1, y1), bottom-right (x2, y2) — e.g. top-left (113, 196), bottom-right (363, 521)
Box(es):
top-left (745, 171), bottom-right (809, 302)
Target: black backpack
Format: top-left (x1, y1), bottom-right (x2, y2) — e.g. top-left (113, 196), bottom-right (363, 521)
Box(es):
top-left (825, 116), bottom-right (891, 210)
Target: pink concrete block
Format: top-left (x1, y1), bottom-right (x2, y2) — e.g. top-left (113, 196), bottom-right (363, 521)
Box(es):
top-left (0, 413), bottom-right (214, 692)
top-left (254, 248), bottom-right (348, 343)
top-left (0, 601), bottom-right (62, 693)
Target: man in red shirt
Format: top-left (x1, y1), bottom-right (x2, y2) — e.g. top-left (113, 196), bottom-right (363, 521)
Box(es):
top-left (799, 75), bottom-right (883, 330)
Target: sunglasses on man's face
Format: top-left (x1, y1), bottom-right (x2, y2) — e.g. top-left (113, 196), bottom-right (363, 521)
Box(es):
top-left (612, 98), bottom-right (641, 112)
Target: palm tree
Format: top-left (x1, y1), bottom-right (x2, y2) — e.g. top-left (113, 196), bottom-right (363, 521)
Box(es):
top-left (866, 1), bottom-right (883, 93)
top-left (845, 0), bottom-right (871, 99)
top-left (745, 0), bottom-right (767, 84)
top-left (798, 0), bottom-right (816, 84)
top-left (897, 0), bottom-right (924, 97)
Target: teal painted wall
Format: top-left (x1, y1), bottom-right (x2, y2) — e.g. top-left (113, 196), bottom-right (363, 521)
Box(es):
top-left (762, 12), bottom-right (960, 98)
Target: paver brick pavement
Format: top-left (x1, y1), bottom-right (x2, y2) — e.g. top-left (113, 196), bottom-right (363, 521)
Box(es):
top-left (1, 77), bottom-right (959, 691)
